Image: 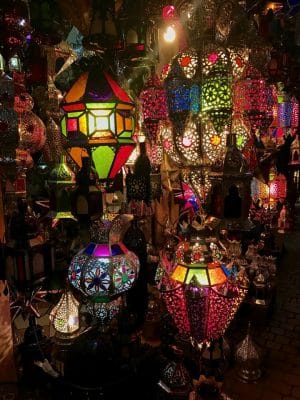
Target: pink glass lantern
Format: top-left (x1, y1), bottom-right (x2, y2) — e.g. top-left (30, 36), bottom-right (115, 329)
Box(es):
top-left (160, 237), bottom-right (246, 344)
top-left (269, 173), bottom-right (287, 202)
top-left (234, 65), bottom-right (271, 134)
top-left (139, 73), bottom-right (168, 144)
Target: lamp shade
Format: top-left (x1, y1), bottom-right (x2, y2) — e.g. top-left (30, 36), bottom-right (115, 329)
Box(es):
top-left (68, 241), bottom-right (139, 303)
top-left (50, 290), bottom-right (80, 334)
top-left (160, 237), bottom-right (246, 344)
top-left (60, 67), bottom-right (136, 180)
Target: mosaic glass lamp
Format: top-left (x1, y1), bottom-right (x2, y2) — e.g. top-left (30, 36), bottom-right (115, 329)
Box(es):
top-left (160, 235), bottom-right (246, 344)
top-left (68, 241), bottom-right (139, 303)
top-left (60, 66), bottom-right (136, 180)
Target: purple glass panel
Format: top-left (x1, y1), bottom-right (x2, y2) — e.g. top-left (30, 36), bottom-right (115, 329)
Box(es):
top-left (111, 244), bottom-right (124, 256)
top-left (94, 244), bottom-right (110, 256)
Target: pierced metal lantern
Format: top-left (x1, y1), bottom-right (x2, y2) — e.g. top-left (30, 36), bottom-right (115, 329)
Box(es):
top-left (268, 172), bottom-right (287, 202)
top-left (164, 48), bottom-right (200, 129)
top-left (232, 118), bottom-right (250, 152)
top-left (50, 289), bottom-right (80, 335)
top-left (251, 177), bottom-right (269, 202)
top-left (18, 111), bottom-right (46, 154)
top-left (160, 119), bottom-right (183, 166)
top-left (201, 46), bottom-right (232, 133)
top-left (85, 296), bottom-right (122, 325)
top-left (60, 67), bottom-right (136, 180)
top-left (174, 114), bottom-right (202, 166)
top-left (234, 65), bottom-right (271, 133)
top-left (160, 235), bottom-right (246, 344)
top-left (139, 73), bottom-right (168, 144)
top-left (202, 120), bottom-right (227, 163)
top-left (68, 241), bottom-right (139, 303)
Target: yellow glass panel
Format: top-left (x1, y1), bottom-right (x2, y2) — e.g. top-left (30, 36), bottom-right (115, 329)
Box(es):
top-left (171, 264), bottom-right (187, 283)
top-left (86, 102), bottom-right (115, 109)
top-left (79, 114), bottom-right (87, 134)
top-left (208, 267), bottom-right (227, 286)
top-left (65, 72), bottom-right (88, 103)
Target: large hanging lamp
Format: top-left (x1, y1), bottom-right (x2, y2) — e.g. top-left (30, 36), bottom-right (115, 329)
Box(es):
top-left (60, 66), bottom-right (136, 180)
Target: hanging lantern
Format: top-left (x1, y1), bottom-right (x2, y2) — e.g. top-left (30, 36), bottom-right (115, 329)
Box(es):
top-left (164, 48), bottom-right (200, 129)
top-left (201, 46), bottom-right (232, 133)
top-left (202, 120), bottom-right (227, 163)
top-left (160, 119), bottom-right (183, 166)
top-left (85, 296), bottom-right (122, 325)
top-left (68, 221), bottom-right (140, 302)
top-left (18, 111), bottom-right (46, 154)
top-left (60, 67), bottom-right (136, 180)
top-left (227, 46), bottom-right (249, 80)
top-left (250, 178), bottom-right (269, 202)
top-left (46, 155), bottom-right (76, 221)
top-left (160, 235), bottom-right (246, 344)
top-left (174, 114), bottom-right (202, 166)
top-left (139, 73), bottom-right (168, 144)
top-left (292, 97), bottom-right (299, 128)
top-left (233, 66), bottom-right (271, 134)
top-left (231, 117), bottom-right (250, 151)
top-left (268, 172), bottom-right (287, 202)
top-left (50, 289), bottom-right (80, 335)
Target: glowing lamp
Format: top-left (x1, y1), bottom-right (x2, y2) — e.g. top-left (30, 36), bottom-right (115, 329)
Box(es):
top-left (160, 237), bottom-right (246, 344)
top-left (50, 290), bottom-right (80, 335)
top-left (234, 66), bottom-right (271, 133)
top-left (68, 241), bottom-right (139, 303)
top-left (269, 173), bottom-right (287, 201)
top-left (139, 73), bottom-right (168, 143)
top-left (164, 25), bottom-right (176, 42)
top-left (60, 67), bottom-right (136, 180)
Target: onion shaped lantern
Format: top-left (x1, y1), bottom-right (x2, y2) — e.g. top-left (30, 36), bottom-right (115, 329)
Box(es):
top-left (60, 67), bottom-right (136, 180)
top-left (139, 73), bottom-right (168, 144)
top-left (68, 241), bottom-right (139, 303)
top-left (233, 66), bottom-right (271, 134)
top-left (160, 236), bottom-right (246, 344)
top-left (50, 289), bottom-right (80, 335)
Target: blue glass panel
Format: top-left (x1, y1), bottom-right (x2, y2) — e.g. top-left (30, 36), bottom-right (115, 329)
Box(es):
top-left (84, 242), bottom-right (96, 255)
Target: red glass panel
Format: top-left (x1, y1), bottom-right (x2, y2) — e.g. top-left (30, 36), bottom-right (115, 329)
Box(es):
top-left (109, 145), bottom-right (135, 178)
top-left (67, 118), bottom-right (78, 131)
top-left (62, 103), bottom-right (85, 112)
top-left (104, 72), bottom-right (132, 103)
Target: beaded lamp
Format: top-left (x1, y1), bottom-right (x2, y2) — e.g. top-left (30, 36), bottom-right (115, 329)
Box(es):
top-left (60, 66), bottom-right (136, 180)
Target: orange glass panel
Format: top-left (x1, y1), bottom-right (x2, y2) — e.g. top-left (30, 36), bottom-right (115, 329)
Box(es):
top-left (116, 103), bottom-right (133, 110)
top-left (171, 264), bottom-right (187, 283)
top-left (68, 147), bottom-right (88, 167)
top-left (116, 113), bottom-right (124, 135)
top-left (125, 118), bottom-right (133, 131)
top-left (208, 267), bottom-right (227, 286)
top-left (65, 72), bottom-right (89, 103)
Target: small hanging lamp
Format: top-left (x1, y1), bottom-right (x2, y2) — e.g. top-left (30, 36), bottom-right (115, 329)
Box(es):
top-left (50, 289), bottom-right (80, 337)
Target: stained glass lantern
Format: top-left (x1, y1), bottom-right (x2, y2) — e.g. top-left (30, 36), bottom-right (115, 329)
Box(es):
top-left (46, 155), bottom-right (76, 221)
top-left (68, 241), bottom-right (139, 303)
top-left (50, 289), bottom-right (80, 335)
top-left (139, 74), bottom-right (168, 144)
top-left (164, 48), bottom-right (200, 129)
top-left (18, 111), bottom-right (46, 154)
top-left (234, 66), bottom-right (271, 134)
top-left (160, 235), bottom-right (246, 344)
top-left (60, 67), bottom-right (136, 180)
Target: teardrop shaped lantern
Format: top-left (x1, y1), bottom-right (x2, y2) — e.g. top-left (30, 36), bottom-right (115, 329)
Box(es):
top-left (60, 66), bottom-right (136, 180)
top-left (50, 289), bottom-right (80, 335)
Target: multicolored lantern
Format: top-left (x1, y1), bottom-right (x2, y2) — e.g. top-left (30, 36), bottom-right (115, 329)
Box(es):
top-left (60, 67), bottom-right (136, 180)
top-left (68, 241), bottom-right (139, 303)
top-left (160, 236), bottom-right (246, 344)
top-left (139, 73), bottom-right (168, 143)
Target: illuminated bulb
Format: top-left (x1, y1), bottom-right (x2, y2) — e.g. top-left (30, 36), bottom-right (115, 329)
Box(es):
top-left (164, 26), bottom-right (176, 43)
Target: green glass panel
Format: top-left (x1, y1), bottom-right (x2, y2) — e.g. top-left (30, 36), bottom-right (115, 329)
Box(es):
top-left (118, 137), bottom-right (135, 144)
top-left (86, 102), bottom-right (116, 109)
top-left (186, 268), bottom-right (208, 285)
top-left (118, 131), bottom-right (132, 138)
top-left (92, 146), bottom-right (115, 180)
top-left (61, 117), bottom-right (67, 137)
top-left (68, 111), bottom-right (84, 118)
